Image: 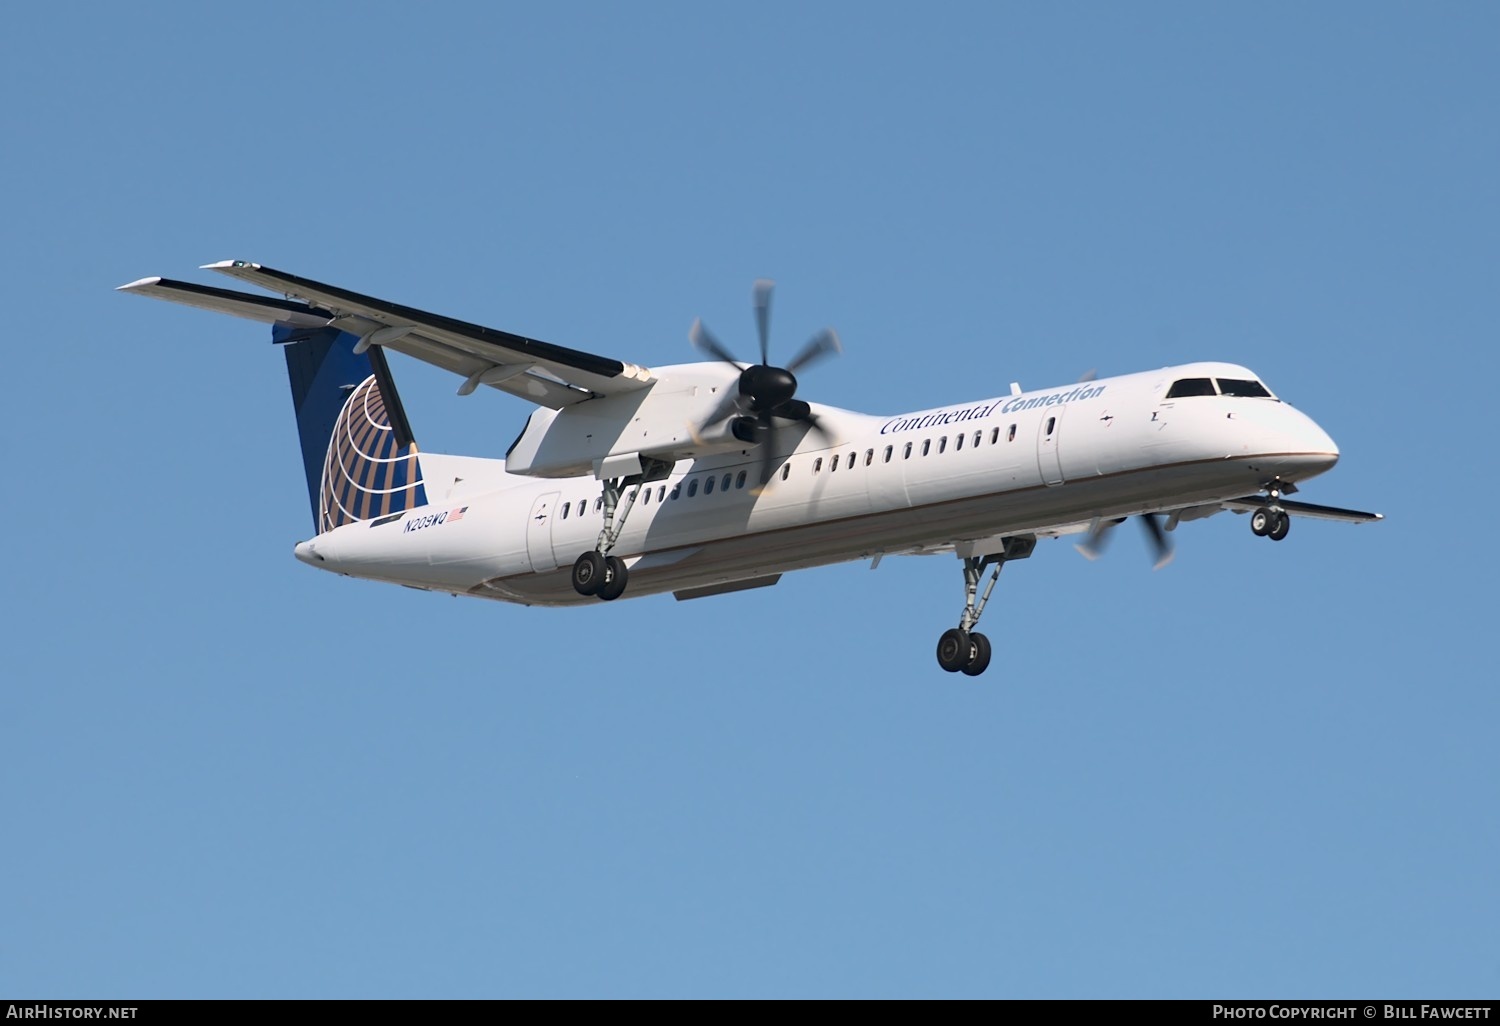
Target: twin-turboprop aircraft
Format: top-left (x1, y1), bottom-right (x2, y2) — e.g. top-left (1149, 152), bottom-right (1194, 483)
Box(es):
top-left (121, 262), bottom-right (1381, 675)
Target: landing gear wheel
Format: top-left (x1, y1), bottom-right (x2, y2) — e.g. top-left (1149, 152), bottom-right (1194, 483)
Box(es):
top-left (1268, 511), bottom-right (1290, 541)
top-left (961, 632), bottom-right (992, 676)
top-left (571, 551), bottom-right (606, 596)
top-left (597, 555), bottom-right (629, 601)
top-left (1251, 507), bottom-right (1272, 537)
top-left (937, 628), bottom-right (972, 673)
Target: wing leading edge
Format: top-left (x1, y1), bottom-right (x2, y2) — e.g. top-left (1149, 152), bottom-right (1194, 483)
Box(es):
top-left (119, 261), bottom-right (654, 409)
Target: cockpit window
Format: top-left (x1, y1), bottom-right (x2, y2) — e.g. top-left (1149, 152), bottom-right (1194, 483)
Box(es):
top-left (1165, 377), bottom-right (1216, 398)
top-left (1216, 378), bottom-right (1273, 398)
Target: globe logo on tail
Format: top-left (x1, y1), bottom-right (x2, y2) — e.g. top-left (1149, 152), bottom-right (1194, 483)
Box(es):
top-left (318, 374), bottom-right (427, 533)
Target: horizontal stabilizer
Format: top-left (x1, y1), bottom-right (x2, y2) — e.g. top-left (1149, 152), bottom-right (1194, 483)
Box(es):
top-left (1222, 496), bottom-right (1383, 524)
top-left (116, 276), bottom-right (335, 329)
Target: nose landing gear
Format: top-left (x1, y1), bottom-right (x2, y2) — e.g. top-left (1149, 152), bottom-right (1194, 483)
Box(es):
top-left (1249, 480), bottom-right (1292, 541)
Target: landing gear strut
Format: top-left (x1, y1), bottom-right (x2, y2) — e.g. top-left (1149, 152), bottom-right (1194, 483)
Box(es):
top-left (1249, 480), bottom-right (1291, 542)
top-left (570, 459), bottom-right (671, 601)
top-left (935, 536), bottom-right (1034, 676)
top-left (571, 477), bottom-right (639, 600)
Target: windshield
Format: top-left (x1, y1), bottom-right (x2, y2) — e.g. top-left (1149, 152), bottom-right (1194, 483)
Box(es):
top-left (1216, 378), bottom-right (1273, 398)
top-left (1164, 377), bottom-right (1277, 399)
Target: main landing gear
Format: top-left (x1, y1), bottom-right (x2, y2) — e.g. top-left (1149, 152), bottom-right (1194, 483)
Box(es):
top-left (1249, 480), bottom-right (1292, 542)
top-left (571, 476), bottom-right (641, 601)
top-left (571, 459), bottom-right (670, 602)
top-left (935, 536), bottom-right (1035, 676)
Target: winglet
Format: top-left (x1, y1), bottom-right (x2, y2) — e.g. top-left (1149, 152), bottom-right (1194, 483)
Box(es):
top-left (116, 276), bottom-right (163, 292)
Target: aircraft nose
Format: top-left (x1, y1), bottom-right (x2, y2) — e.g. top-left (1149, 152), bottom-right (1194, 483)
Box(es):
top-left (1305, 416), bottom-right (1339, 462)
top-left (1292, 412), bottom-right (1340, 477)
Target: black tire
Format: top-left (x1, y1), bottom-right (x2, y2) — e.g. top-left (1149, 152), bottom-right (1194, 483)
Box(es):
top-left (961, 632), bottom-right (992, 677)
top-left (936, 628), bottom-right (971, 673)
top-left (571, 550), bottom-right (606, 596)
top-left (1268, 511), bottom-right (1290, 542)
top-left (1250, 508), bottom-right (1272, 537)
top-left (597, 555), bottom-right (629, 601)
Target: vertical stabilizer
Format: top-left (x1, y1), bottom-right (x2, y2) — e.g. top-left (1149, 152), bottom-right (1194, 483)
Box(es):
top-left (276, 325), bottom-right (428, 534)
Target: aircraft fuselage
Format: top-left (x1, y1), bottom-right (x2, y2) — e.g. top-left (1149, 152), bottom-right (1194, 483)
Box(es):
top-left (293, 361), bottom-right (1339, 605)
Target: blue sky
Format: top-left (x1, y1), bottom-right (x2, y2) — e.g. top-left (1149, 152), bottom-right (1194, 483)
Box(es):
top-left (3, 2), bottom-right (1496, 998)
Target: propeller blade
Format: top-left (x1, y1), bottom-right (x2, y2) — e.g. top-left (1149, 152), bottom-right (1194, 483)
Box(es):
top-left (690, 318), bottom-right (741, 368)
top-left (701, 388), bottom-right (743, 428)
top-left (786, 327), bottom-right (842, 376)
top-left (752, 279), bottom-right (774, 366)
top-left (800, 409), bottom-right (832, 444)
top-left (1074, 517), bottom-right (1117, 560)
top-left (1140, 513), bottom-right (1175, 570)
top-left (757, 415), bottom-right (777, 490)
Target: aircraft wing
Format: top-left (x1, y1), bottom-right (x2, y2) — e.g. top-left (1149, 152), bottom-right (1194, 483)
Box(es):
top-left (1221, 496), bottom-right (1383, 524)
top-left (119, 261), bottom-right (654, 408)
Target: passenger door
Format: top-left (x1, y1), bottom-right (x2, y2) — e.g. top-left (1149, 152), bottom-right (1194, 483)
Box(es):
top-left (526, 491), bottom-right (561, 572)
top-left (1036, 408), bottom-right (1065, 486)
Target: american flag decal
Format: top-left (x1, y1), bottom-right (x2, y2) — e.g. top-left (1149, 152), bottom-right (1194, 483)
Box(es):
top-left (448, 506), bottom-right (468, 522)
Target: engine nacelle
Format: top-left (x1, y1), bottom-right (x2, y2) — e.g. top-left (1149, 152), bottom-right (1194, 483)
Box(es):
top-left (503, 363), bottom-right (754, 478)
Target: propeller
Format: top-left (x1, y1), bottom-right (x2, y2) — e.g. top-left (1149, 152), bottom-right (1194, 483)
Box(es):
top-left (690, 280), bottom-right (842, 488)
top-left (1075, 513), bottom-right (1175, 570)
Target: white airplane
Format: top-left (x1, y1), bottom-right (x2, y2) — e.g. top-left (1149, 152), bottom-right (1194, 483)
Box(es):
top-left (120, 261), bottom-right (1381, 675)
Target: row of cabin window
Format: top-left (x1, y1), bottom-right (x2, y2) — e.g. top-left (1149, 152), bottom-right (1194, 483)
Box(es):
top-left (805, 423), bottom-right (1022, 475)
top-left (558, 470), bottom-right (753, 519)
top-left (557, 422), bottom-right (1028, 519)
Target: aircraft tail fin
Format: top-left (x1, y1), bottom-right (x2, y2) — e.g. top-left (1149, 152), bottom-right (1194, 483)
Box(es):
top-left (276, 324), bottom-right (428, 534)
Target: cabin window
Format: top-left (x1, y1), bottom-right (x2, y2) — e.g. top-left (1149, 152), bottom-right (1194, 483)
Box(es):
top-left (670, 484), bottom-right (681, 500)
top-left (865, 449), bottom-right (874, 466)
top-left (736, 470), bottom-right (747, 489)
top-left (830, 454), bottom-right (838, 473)
top-left (955, 434), bottom-right (964, 451)
top-left (1045, 417), bottom-right (1055, 435)
top-left (1165, 377), bottom-right (1216, 398)
top-left (973, 430), bottom-right (982, 448)
top-left (884, 445), bottom-right (893, 463)
top-left (1217, 378), bottom-right (1273, 398)
top-left (903, 442), bottom-right (913, 460)
top-left (1008, 424), bottom-right (1017, 442)
top-left (561, 503), bottom-right (569, 520)
top-left (938, 437), bottom-right (948, 454)
top-left (721, 473), bottom-right (732, 492)
top-left (814, 457), bottom-right (823, 473)
top-left (704, 476), bottom-right (715, 494)
top-left (921, 439), bottom-right (931, 456)
top-left (781, 463), bottom-right (791, 481)
top-left (595, 497), bottom-right (604, 512)
top-left (658, 486), bottom-right (666, 503)
top-left (845, 452), bottom-right (854, 470)
top-left (990, 427), bottom-right (1000, 445)
top-left (687, 479), bottom-right (699, 497)
top-left (640, 488), bottom-right (650, 507)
